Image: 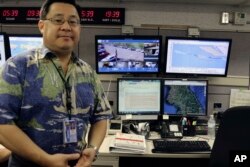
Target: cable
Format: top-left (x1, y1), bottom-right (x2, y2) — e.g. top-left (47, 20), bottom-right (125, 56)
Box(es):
top-left (106, 79), bottom-right (112, 99)
top-left (105, 79), bottom-right (120, 119)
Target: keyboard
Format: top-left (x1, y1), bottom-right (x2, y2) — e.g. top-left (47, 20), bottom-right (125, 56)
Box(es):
top-left (152, 140), bottom-right (211, 153)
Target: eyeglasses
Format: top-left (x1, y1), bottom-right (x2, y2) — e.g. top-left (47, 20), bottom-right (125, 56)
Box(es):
top-left (44, 16), bottom-right (80, 27)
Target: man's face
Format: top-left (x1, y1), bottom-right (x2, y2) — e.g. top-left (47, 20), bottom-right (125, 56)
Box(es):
top-left (38, 2), bottom-right (80, 54)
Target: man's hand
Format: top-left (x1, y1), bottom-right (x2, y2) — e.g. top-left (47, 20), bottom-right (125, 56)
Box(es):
top-left (41, 153), bottom-right (80, 167)
top-left (75, 148), bottom-right (96, 167)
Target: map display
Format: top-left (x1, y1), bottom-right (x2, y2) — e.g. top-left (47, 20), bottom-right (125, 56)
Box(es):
top-left (163, 80), bottom-right (207, 116)
top-left (166, 38), bottom-right (231, 76)
top-left (172, 44), bottom-right (227, 69)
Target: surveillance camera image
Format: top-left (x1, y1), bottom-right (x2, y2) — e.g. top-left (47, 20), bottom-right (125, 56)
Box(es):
top-left (96, 36), bottom-right (161, 74)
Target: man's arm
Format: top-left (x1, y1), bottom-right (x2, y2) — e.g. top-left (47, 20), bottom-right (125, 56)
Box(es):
top-left (76, 120), bottom-right (108, 167)
top-left (0, 125), bottom-right (80, 167)
top-left (87, 119), bottom-right (107, 148)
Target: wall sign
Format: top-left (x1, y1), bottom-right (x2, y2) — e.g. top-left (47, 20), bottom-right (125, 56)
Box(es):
top-left (0, 7), bottom-right (125, 25)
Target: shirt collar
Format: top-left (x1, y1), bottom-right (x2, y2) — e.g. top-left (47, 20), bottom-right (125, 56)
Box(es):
top-left (38, 46), bottom-right (79, 63)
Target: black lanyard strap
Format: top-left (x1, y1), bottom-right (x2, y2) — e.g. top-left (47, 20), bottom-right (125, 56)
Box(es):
top-left (49, 58), bottom-right (72, 120)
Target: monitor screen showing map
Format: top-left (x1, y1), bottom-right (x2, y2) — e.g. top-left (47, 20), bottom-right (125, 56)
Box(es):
top-left (9, 34), bottom-right (43, 57)
top-left (162, 79), bottom-right (208, 117)
top-left (95, 35), bottom-right (162, 74)
top-left (165, 37), bottom-right (232, 77)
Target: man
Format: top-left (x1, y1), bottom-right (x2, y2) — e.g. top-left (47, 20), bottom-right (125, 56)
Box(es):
top-left (0, 0), bottom-right (112, 166)
top-left (0, 145), bottom-right (11, 165)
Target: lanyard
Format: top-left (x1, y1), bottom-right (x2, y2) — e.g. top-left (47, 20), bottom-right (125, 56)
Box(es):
top-left (50, 58), bottom-right (72, 120)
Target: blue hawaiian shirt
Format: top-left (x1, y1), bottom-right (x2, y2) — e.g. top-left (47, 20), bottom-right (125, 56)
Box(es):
top-left (0, 47), bottom-right (112, 154)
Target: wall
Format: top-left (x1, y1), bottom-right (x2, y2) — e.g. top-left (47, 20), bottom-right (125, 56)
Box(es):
top-left (2, 1), bottom-right (250, 30)
top-left (1, 1), bottom-right (250, 116)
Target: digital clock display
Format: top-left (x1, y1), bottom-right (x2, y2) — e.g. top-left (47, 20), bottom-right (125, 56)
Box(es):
top-left (0, 7), bottom-right (40, 24)
top-left (80, 8), bottom-right (124, 25)
top-left (2, 9), bottom-right (19, 17)
top-left (0, 7), bottom-right (125, 25)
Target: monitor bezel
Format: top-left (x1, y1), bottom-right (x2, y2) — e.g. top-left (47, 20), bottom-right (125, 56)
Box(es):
top-left (117, 77), bottom-right (162, 120)
top-left (164, 36), bottom-right (232, 77)
top-left (8, 34), bottom-right (43, 57)
top-left (0, 32), bottom-right (11, 64)
top-left (161, 78), bottom-right (208, 117)
top-left (95, 35), bottom-right (162, 74)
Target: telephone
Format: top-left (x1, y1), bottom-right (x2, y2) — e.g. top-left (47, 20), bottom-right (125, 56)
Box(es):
top-left (160, 121), bottom-right (183, 139)
top-left (108, 120), bottom-right (122, 135)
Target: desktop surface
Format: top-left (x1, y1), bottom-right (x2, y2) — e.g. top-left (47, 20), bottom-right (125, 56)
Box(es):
top-left (99, 133), bottom-right (213, 156)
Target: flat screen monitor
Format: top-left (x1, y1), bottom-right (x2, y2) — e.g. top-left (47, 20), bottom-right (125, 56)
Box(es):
top-left (8, 34), bottom-right (43, 57)
top-left (95, 35), bottom-right (162, 74)
top-left (162, 79), bottom-right (208, 117)
top-left (165, 37), bottom-right (232, 77)
top-left (117, 78), bottom-right (162, 120)
top-left (0, 32), bottom-right (11, 66)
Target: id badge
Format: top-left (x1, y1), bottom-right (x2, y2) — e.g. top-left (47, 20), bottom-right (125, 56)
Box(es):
top-left (63, 119), bottom-right (77, 144)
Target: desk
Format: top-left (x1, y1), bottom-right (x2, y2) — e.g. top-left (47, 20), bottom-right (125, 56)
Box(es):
top-left (92, 134), bottom-right (214, 167)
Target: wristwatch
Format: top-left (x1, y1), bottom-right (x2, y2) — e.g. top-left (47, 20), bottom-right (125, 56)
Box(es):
top-left (87, 144), bottom-right (99, 161)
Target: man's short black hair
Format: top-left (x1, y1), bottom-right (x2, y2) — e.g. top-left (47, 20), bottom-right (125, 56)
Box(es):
top-left (40, 0), bottom-right (81, 20)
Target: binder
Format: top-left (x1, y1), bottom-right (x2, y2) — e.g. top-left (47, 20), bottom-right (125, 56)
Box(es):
top-left (109, 132), bottom-right (146, 154)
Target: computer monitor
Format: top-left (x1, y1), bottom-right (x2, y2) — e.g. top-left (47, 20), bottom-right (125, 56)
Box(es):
top-left (162, 79), bottom-right (208, 117)
top-left (165, 37), bottom-right (232, 77)
top-left (95, 35), bottom-right (162, 74)
top-left (8, 34), bottom-right (43, 57)
top-left (0, 32), bottom-right (11, 66)
top-left (117, 78), bottom-right (162, 120)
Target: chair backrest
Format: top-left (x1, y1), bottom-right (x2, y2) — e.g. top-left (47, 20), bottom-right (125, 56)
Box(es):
top-left (209, 106), bottom-right (250, 166)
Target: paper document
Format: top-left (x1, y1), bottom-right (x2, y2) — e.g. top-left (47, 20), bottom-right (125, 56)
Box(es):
top-left (109, 133), bottom-right (146, 154)
top-left (230, 89), bottom-right (250, 107)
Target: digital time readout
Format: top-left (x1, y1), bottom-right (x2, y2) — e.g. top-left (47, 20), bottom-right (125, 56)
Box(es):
top-left (0, 7), bottom-right (40, 23)
top-left (2, 9), bottom-right (19, 17)
top-left (26, 9), bottom-right (40, 17)
top-left (80, 8), bottom-right (124, 25)
top-left (0, 7), bottom-right (125, 25)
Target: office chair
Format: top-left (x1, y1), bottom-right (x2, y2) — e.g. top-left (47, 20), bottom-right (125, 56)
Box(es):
top-left (209, 106), bottom-right (250, 167)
